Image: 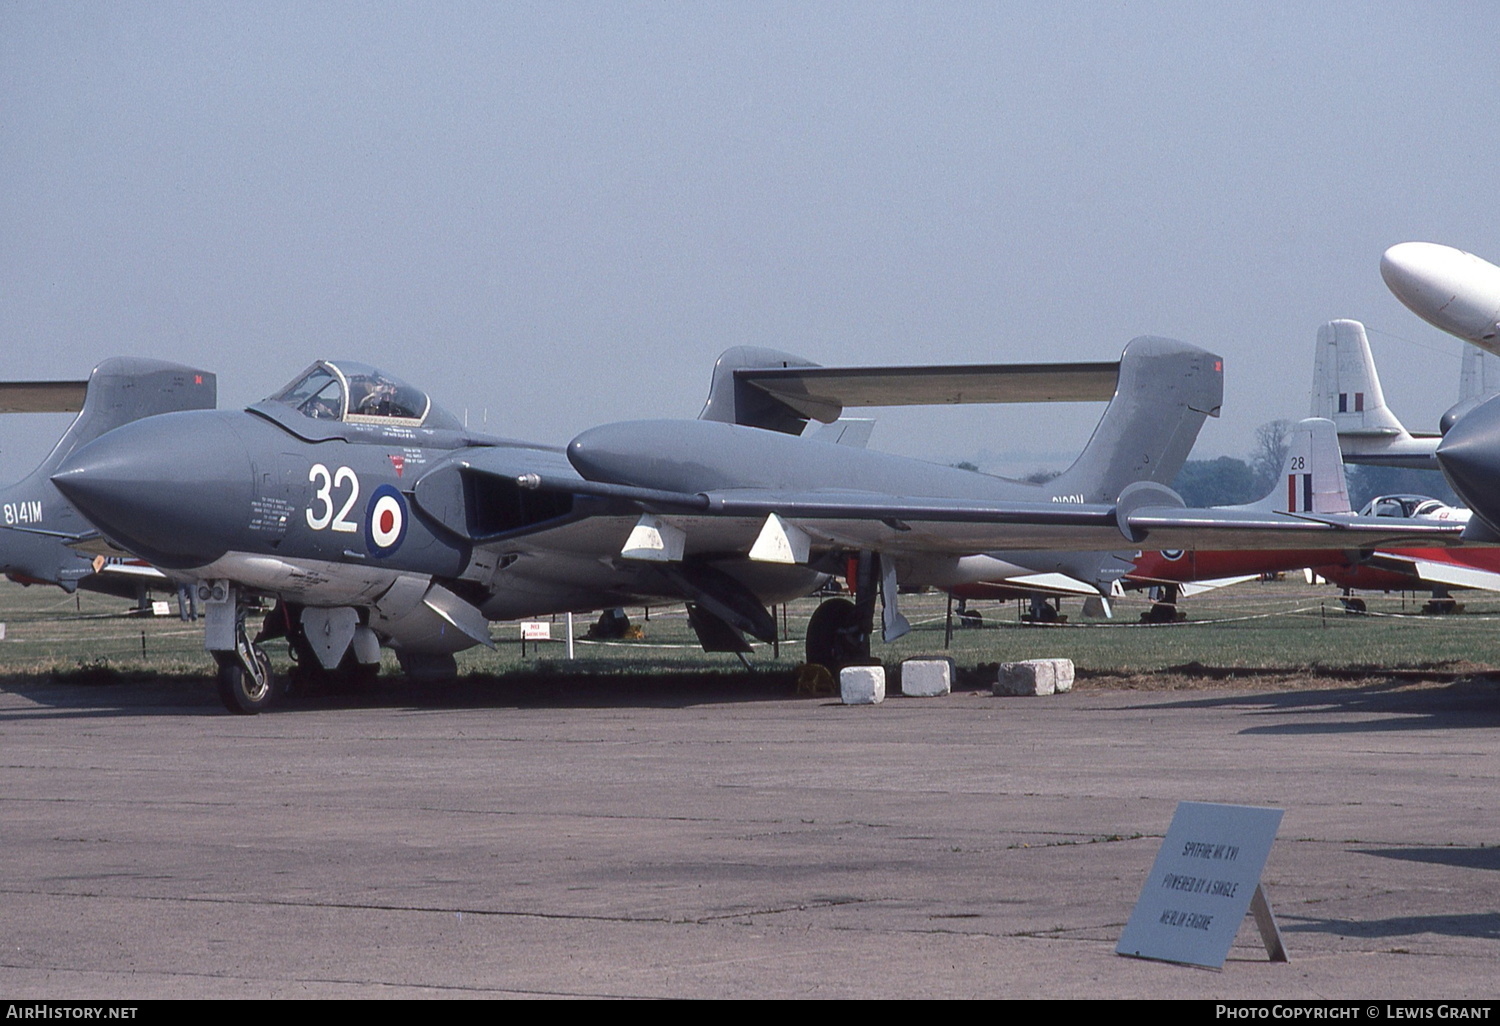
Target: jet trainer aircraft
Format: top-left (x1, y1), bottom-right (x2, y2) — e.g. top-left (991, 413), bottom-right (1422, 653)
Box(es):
top-left (52, 339), bottom-right (1467, 715)
top-left (1119, 416), bottom-right (1354, 613)
top-left (955, 415), bottom-right (1352, 620)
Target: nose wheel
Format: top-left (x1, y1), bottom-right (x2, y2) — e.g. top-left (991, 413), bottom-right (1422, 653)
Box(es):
top-left (214, 624), bottom-right (277, 715)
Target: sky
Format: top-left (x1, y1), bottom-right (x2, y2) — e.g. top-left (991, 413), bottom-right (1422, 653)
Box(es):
top-left (3, 1), bottom-right (1498, 482)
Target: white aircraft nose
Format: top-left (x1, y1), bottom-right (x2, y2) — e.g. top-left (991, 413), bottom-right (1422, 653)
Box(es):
top-left (1380, 241), bottom-right (1500, 347)
top-left (1380, 242), bottom-right (1457, 308)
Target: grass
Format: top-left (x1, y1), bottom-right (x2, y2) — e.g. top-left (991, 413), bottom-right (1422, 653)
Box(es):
top-left (0, 576), bottom-right (1497, 686)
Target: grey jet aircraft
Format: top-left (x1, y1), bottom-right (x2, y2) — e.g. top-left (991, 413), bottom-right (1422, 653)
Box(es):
top-left (52, 355), bottom-right (832, 712)
top-left (51, 340), bottom-right (1464, 714)
top-left (0, 358), bottom-right (215, 599)
top-left (553, 343), bottom-right (1472, 666)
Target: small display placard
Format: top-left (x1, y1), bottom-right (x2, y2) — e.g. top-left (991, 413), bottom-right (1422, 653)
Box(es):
top-left (1117, 801), bottom-right (1284, 968)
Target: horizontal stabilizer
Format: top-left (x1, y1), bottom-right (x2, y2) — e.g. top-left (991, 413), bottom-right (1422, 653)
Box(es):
top-left (736, 359), bottom-right (1120, 423)
top-left (0, 381), bottom-right (88, 414)
top-left (699, 345), bottom-right (1122, 435)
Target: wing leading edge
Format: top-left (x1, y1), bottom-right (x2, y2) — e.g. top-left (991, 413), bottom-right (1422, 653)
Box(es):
top-left (513, 473), bottom-right (1469, 556)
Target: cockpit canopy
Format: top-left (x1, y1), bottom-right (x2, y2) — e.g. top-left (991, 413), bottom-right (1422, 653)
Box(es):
top-left (1361, 494), bottom-right (1449, 519)
top-left (270, 361), bottom-right (462, 430)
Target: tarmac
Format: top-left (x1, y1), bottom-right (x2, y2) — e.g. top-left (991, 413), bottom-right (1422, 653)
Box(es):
top-left (2, 670), bottom-right (1499, 999)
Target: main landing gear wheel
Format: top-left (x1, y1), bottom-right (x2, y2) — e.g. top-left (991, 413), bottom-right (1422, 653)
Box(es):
top-left (215, 645), bottom-right (276, 715)
top-left (805, 597), bottom-right (867, 672)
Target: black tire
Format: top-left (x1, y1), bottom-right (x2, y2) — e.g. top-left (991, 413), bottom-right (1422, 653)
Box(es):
top-left (1142, 602), bottom-right (1178, 624)
top-left (805, 597), bottom-right (866, 671)
top-left (216, 646), bottom-right (276, 715)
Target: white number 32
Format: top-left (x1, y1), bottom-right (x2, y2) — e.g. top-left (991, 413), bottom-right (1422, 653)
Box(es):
top-left (306, 464), bottom-right (360, 533)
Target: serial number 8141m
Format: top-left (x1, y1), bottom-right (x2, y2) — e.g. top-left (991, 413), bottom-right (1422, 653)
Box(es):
top-left (4, 500), bottom-right (42, 525)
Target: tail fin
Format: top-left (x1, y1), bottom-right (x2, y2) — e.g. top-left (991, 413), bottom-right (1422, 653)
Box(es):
top-left (1442, 346), bottom-right (1500, 433)
top-left (0, 358), bottom-right (215, 589)
top-left (1047, 336), bottom-right (1222, 504)
top-left (698, 349), bottom-right (882, 444)
top-left (1310, 319), bottom-right (1411, 437)
top-left (29, 358), bottom-right (217, 480)
top-left (1460, 345), bottom-right (1500, 402)
top-left (698, 347), bottom-right (822, 435)
top-left (1311, 319), bottom-right (1440, 468)
top-left (1236, 418), bottom-right (1351, 514)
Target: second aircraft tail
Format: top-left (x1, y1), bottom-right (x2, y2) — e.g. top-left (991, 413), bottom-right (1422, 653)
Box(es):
top-left (1047, 336), bottom-right (1223, 505)
top-left (1234, 418), bottom-right (1351, 515)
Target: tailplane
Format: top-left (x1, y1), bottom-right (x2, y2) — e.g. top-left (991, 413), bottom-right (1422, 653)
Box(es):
top-left (697, 337), bottom-right (1223, 498)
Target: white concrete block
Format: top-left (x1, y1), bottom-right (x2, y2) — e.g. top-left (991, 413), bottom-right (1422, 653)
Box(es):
top-left (1053, 662), bottom-right (1074, 693)
top-left (900, 658), bottom-right (952, 697)
top-left (840, 665), bottom-right (886, 705)
top-left (994, 658), bottom-right (1075, 696)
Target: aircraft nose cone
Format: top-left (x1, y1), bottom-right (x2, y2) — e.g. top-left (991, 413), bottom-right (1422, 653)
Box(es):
top-left (52, 411), bottom-right (253, 567)
top-left (1380, 241), bottom-right (1465, 319)
top-left (1381, 242), bottom-right (1500, 345)
top-left (1436, 395), bottom-right (1500, 529)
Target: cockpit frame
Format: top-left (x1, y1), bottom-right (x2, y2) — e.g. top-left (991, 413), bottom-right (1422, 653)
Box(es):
top-left (270, 361), bottom-right (434, 428)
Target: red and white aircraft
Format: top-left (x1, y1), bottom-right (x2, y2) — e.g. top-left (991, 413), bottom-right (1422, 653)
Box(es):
top-left (1130, 314), bottom-right (1500, 614)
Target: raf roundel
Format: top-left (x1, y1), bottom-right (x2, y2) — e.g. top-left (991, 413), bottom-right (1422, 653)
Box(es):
top-left (365, 484), bottom-right (408, 556)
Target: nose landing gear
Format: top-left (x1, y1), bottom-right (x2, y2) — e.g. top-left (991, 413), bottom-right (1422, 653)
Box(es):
top-left (214, 617), bottom-right (277, 714)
